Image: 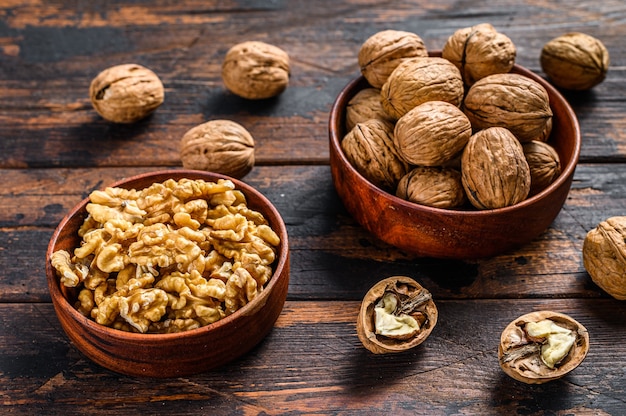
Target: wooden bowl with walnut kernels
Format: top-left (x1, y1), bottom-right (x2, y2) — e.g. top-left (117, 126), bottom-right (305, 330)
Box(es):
top-left (45, 170), bottom-right (290, 378)
top-left (329, 53), bottom-right (581, 259)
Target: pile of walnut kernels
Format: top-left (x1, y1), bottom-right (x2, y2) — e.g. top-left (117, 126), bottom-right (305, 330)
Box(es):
top-left (51, 178), bottom-right (281, 334)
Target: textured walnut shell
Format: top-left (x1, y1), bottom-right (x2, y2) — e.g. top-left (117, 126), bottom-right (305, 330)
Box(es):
top-left (89, 63), bottom-right (164, 123)
top-left (381, 57), bottom-right (464, 120)
top-left (396, 166), bottom-right (466, 209)
top-left (583, 216), bottom-right (626, 300)
top-left (463, 73), bottom-right (553, 143)
top-left (341, 119), bottom-right (409, 191)
top-left (541, 32), bottom-right (609, 90)
top-left (179, 119), bottom-right (255, 178)
top-left (522, 140), bottom-right (561, 196)
top-left (394, 100), bottom-right (472, 166)
top-left (442, 23), bottom-right (516, 86)
top-left (358, 30), bottom-right (428, 89)
top-left (345, 87), bottom-right (394, 132)
top-left (498, 311), bottom-right (589, 384)
top-left (357, 276), bottom-right (437, 354)
top-left (222, 41), bottom-right (290, 100)
top-left (461, 127), bottom-right (531, 210)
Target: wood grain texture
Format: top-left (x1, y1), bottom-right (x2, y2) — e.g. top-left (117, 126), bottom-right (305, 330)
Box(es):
top-left (2, 300), bottom-right (626, 415)
top-left (2, 0), bottom-right (626, 413)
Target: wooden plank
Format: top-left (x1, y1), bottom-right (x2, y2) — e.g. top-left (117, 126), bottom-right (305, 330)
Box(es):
top-left (1, 0), bottom-right (625, 168)
top-left (1, 299), bottom-right (625, 415)
top-left (1, 163), bottom-right (624, 303)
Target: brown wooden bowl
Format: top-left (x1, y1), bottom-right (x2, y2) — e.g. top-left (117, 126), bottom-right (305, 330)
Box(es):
top-left (46, 170), bottom-right (290, 377)
top-left (329, 55), bottom-right (581, 259)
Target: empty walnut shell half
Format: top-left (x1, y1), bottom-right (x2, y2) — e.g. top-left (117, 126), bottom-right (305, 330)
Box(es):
top-left (583, 216), bottom-right (626, 300)
top-left (498, 310), bottom-right (589, 384)
top-left (357, 276), bottom-right (438, 354)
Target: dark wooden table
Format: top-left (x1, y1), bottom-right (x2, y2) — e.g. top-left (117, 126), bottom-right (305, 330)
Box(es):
top-left (2, 1), bottom-right (626, 414)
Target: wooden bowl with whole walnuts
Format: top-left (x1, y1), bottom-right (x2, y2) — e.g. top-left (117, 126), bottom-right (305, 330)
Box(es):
top-left (329, 48), bottom-right (581, 259)
top-left (46, 170), bottom-right (290, 377)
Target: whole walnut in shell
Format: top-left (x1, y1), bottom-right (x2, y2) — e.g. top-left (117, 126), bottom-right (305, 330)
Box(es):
top-left (357, 276), bottom-right (437, 354)
top-left (583, 216), bottom-right (626, 300)
top-left (461, 127), bottom-right (531, 210)
top-left (442, 23), bottom-right (516, 86)
top-left (522, 140), bottom-right (561, 196)
top-left (222, 41), bottom-right (290, 100)
top-left (341, 119), bottom-right (408, 191)
top-left (345, 88), bottom-right (394, 132)
top-left (180, 119), bottom-right (255, 179)
top-left (541, 32), bottom-right (609, 90)
top-left (381, 57), bottom-right (464, 120)
top-left (463, 73), bottom-right (553, 142)
top-left (393, 100), bottom-right (472, 166)
top-left (499, 311), bottom-right (589, 384)
top-left (89, 63), bottom-right (164, 123)
top-left (358, 30), bottom-right (428, 89)
top-left (396, 166), bottom-right (466, 209)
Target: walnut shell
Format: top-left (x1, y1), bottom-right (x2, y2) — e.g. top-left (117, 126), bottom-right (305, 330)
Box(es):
top-left (461, 127), bottom-right (531, 209)
top-left (396, 166), bottom-right (466, 209)
top-left (345, 88), bottom-right (394, 132)
top-left (583, 216), bottom-right (626, 300)
top-left (381, 57), bottom-right (464, 120)
top-left (393, 100), bottom-right (472, 166)
top-left (222, 41), bottom-right (290, 100)
top-left (442, 23), bottom-right (516, 86)
top-left (179, 119), bottom-right (255, 179)
top-left (463, 73), bottom-right (553, 142)
top-left (541, 32), bottom-right (609, 90)
top-left (498, 311), bottom-right (589, 384)
top-left (89, 63), bottom-right (164, 123)
top-left (341, 119), bottom-right (409, 191)
top-left (357, 276), bottom-right (438, 354)
top-left (358, 30), bottom-right (428, 89)
top-left (522, 140), bottom-right (561, 196)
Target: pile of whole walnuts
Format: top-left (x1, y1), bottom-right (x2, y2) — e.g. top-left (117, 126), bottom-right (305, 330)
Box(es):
top-left (88, 40), bottom-right (291, 179)
top-left (342, 24), bottom-right (609, 210)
